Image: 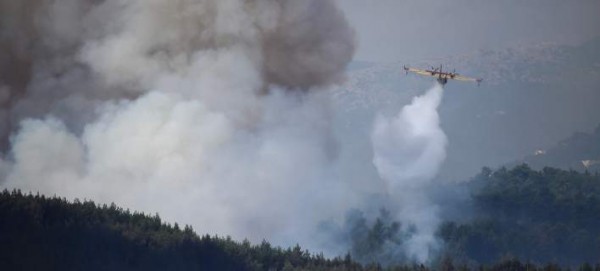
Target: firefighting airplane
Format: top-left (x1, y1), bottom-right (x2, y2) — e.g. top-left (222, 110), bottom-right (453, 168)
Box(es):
top-left (403, 65), bottom-right (482, 86)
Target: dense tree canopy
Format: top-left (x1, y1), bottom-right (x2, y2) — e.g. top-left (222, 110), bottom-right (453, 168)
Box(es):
top-left (439, 165), bottom-right (600, 266)
top-left (1, 165), bottom-right (599, 270)
top-left (0, 189), bottom-right (363, 271)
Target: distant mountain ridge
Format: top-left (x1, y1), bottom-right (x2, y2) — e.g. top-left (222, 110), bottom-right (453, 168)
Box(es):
top-left (514, 124), bottom-right (600, 173)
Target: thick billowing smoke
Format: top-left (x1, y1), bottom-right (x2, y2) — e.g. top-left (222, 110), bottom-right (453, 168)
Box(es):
top-left (0, 0), bottom-right (356, 249)
top-left (371, 84), bottom-right (447, 262)
top-left (0, 0), bottom-right (354, 143)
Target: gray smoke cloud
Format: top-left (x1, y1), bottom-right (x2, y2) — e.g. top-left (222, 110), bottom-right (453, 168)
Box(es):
top-left (0, 0), bottom-right (452, 263)
top-left (0, 0), bottom-right (358, 250)
top-left (0, 0), bottom-right (355, 143)
top-left (371, 84), bottom-right (447, 262)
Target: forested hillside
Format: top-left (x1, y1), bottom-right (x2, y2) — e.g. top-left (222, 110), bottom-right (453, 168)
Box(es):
top-left (341, 165), bottom-right (600, 268)
top-left (440, 165), bottom-right (600, 266)
top-left (2, 165), bottom-right (600, 270)
top-left (0, 190), bottom-right (362, 271)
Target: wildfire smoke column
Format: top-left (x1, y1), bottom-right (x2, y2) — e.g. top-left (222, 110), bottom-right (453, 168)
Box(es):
top-left (371, 83), bottom-right (447, 262)
top-left (0, 0), bottom-right (356, 252)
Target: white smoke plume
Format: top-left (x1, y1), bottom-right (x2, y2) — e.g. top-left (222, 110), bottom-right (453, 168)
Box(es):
top-left (371, 84), bottom-right (448, 262)
top-left (0, 0), bottom-right (358, 251)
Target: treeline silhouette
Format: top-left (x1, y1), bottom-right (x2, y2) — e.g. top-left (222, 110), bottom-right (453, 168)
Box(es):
top-left (0, 189), bottom-right (362, 271)
top-left (1, 165), bottom-right (600, 270)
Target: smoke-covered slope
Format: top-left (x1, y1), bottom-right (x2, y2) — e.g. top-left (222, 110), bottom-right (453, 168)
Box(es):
top-left (3, 186), bottom-right (597, 270)
top-left (313, 165), bottom-right (600, 267)
top-left (333, 37), bottom-right (600, 180)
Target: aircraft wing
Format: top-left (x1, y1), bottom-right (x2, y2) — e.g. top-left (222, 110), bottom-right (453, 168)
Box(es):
top-left (453, 75), bottom-right (482, 83)
top-left (405, 67), bottom-right (436, 77)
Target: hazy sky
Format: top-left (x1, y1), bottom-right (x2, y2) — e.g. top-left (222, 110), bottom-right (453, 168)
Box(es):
top-left (336, 0), bottom-right (600, 62)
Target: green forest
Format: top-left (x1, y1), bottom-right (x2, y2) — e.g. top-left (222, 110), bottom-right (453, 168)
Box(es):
top-left (0, 189), bottom-right (364, 271)
top-left (440, 165), bottom-right (600, 266)
top-left (1, 165), bottom-right (599, 270)
top-left (344, 165), bottom-right (600, 268)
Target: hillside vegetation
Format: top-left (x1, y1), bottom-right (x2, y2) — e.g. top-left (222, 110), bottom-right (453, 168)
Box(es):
top-left (441, 164), bottom-right (600, 266)
top-left (343, 165), bottom-right (600, 268)
top-left (0, 190), bottom-right (362, 271)
top-left (2, 165), bottom-right (600, 270)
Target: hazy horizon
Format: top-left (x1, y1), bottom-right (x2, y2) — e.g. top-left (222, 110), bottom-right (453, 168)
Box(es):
top-left (337, 0), bottom-right (600, 62)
